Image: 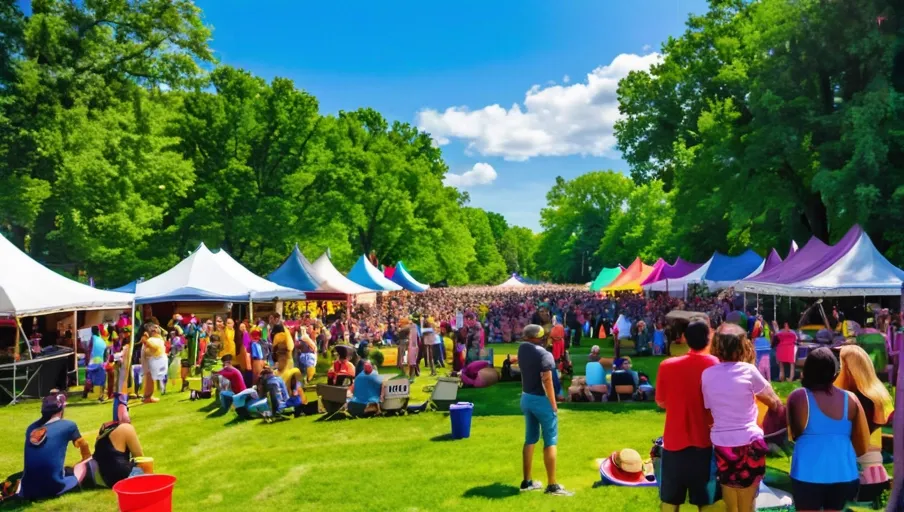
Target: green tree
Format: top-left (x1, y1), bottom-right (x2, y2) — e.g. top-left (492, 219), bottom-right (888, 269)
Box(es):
top-left (499, 226), bottom-right (538, 277)
top-left (535, 171), bottom-right (633, 282)
top-left (0, 0), bottom-right (213, 277)
top-left (462, 207), bottom-right (507, 284)
top-left (615, 0), bottom-right (904, 262)
top-left (485, 211), bottom-right (509, 245)
top-left (597, 180), bottom-right (676, 267)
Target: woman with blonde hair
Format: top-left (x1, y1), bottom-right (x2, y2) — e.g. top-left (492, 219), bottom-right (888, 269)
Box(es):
top-left (834, 344), bottom-right (893, 502)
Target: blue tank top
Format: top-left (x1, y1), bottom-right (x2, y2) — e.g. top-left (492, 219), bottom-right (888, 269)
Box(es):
top-left (790, 389), bottom-right (858, 483)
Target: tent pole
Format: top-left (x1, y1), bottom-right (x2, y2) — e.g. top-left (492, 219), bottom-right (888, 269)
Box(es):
top-left (249, 298), bottom-right (254, 325)
top-left (72, 311), bottom-right (78, 386)
top-left (773, 295), bottom-right (777, 324)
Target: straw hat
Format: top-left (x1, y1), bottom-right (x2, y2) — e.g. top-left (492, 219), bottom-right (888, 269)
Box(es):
top-left (599, 449), bottom-right (654, 486)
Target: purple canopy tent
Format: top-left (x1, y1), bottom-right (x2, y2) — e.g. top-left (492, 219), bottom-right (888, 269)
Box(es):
top-left (762, 249), bottom-right (783, 273)
top-left (641, 257), bottom-right (704, 293)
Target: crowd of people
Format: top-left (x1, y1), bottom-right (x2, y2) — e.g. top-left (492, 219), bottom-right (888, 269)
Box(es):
top-left (3, 285), bottom-right (899, 510)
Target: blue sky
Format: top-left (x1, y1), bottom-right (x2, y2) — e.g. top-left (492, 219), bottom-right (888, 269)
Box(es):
top-left (22, 0), bottom-right (708, 230)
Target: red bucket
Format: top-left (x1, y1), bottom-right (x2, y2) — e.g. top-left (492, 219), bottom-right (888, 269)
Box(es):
top-left (112, 474), bottom-right (177, 512)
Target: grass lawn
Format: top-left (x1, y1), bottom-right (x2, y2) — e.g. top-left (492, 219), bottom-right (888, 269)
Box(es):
top-left (0, 342), bottom-right (889, 511)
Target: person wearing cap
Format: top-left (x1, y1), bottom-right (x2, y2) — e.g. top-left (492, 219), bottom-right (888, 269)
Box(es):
top-left (517, 324), bottom-right (572, 497)
top-left (655, 318), bottom-right (720, 511)
top-left (350, 361), bottom-right (384, 407)
top-left (19, 391), bottom-right (92, 500)
top-left (92, 394), bottom-right (145, 488)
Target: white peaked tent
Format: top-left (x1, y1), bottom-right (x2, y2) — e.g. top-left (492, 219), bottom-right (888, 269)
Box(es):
top-left (136, 243), bottom-right (279, 304)
top-left (310, 253), bottom-right (374, 295)
top-left (742, 229), bottom-right (904, 297)
top-left (496, 276), bottom-right (527, 288)
top-left (211, 251), bottom-right (306, 301)
top-left (0, 235), bottom-right (133, 316)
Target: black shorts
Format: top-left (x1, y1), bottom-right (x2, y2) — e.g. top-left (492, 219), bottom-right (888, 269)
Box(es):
top-left (791, 479), bottom-right (858, 511)
top-left (659, 447), bottom-right (719, 506)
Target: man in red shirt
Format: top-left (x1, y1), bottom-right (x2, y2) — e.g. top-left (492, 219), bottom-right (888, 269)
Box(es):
top-left (655, 318), bottom-right (719, 511)
top-left (217, 355), bottom-right (246, 410)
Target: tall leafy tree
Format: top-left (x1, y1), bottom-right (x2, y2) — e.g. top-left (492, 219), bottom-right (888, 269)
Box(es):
top-left (535, 171), bottom-right (633, 282)
top-left (0, 0), bottom-right (213, 275)
top-left (597, 180), bottom-right (677, 267)
top-left (462, 207), bottom-right (507, 284)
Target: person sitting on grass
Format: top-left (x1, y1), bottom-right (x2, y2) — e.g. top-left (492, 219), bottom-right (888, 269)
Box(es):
top-left (246, 366), bottom-right (300, 419)
top-left (328, 345), bottom-right (356, 386)
top-left (217, 355), bottom-right (246, 409)
top-left (92, 394), bottom-right (145, 488)
top-left (350, 362), bottom-right (384, 410)
top-left (18, 392), bottom-right (93, 501)
top-left (588, 345), bottom-right (602, 363)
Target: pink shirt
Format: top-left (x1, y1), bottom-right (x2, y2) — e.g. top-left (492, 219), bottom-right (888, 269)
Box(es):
top-left (701, 362), bottom-right (769, 447)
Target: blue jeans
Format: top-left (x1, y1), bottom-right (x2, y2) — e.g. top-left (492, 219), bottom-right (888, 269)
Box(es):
top-left (520, 393), bottom-right (558, 446)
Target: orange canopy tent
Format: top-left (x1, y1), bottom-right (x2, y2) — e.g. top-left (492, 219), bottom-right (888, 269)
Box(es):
top-left (603, 258), bottom-right (657, 292)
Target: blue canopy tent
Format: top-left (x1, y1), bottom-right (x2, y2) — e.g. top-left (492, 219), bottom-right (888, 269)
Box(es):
top-left (347, 255), bottom-right (403, 292)
top-left (390, 262), bottom-right (429, 292)
top-left (515, 274), bottom-right (542, 285)
top-left (110, 280), bottom-right (139, 293)
top-left (698, 249), bottom-right (764, 290)
top-left (268, 245), bottom-right (368, 300)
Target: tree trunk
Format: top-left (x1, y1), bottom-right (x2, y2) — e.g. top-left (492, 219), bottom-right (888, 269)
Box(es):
top-left (801, 194), bottom-right (829, 242)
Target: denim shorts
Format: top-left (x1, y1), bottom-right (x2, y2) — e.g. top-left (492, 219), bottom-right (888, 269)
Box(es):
top-left (520, 393), bottom-right (558, 446)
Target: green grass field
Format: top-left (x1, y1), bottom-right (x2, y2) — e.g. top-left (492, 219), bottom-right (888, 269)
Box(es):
top-left (0, 342), bottom-right (889, 511)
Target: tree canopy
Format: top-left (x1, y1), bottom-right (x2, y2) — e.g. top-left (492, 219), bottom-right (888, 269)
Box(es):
top-left (3, 0), bottom-right (903, 287)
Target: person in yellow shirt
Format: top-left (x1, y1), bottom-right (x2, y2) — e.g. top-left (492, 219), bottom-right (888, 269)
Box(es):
top-left (140, 324), bottom-right (167, 404)
top-left (271, 324), bottom-right (293, 374)
top-left (216, 316), bottom-right (236, 360)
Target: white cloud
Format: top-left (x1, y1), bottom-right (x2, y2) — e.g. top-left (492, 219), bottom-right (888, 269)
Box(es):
top-left (443, 162), bottom-right (498, 188)
top-left (563, 74), bottom-right (570, 84)
top-left (416, 52), bottom-right (661, 161)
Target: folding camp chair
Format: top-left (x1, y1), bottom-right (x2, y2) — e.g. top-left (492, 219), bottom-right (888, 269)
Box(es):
top-left (609, 371), bottom-right (637, 402)
top-left (380, 377), bottom-right (410, 416)
top-left (317, 384), bottom-right (350, 418)
top-left (409, 377), bottom-right (461, 413)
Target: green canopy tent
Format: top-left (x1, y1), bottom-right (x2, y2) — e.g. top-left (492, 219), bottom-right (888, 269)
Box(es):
top-left (589, 266), bottom-right (623, 292)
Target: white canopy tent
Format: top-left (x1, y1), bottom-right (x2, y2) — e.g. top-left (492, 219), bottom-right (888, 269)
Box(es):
top-left (737, 230), bottom-right (904, 297)
top-left (310, 253), bottom-right (375, 295)
top-left (211, 250), bottom-right (306, 301)
top-left (135, 243), bottom-right (292, 304)
top-left (0, 235), bottom-right (133, 317)
top-left (496, 276), bottom-right (527, 288)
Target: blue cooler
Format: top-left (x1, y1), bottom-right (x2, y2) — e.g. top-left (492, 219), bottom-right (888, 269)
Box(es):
top-left (450, 402), bottom-right (474, 439)
top-left (754, 337), bottom-right (771, 382)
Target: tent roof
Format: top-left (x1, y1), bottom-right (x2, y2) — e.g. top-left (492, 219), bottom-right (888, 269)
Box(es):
top-left (738, 226), bottom-right (904, 296)
top-left (641, 258), bottom-right (703, 286)
top-left (739, 227), bottom-right (864, 292)
top-left (310, 254), bottom-right (375, 295)
top-left (267, 245), bottom-right (321, 292)
top-left (604, 258), bottom-right (656, 291)
top-left (514, 274), bottom-right (542, 285)
top-left (390, 262), bottom-right (429, 292)
top-left (0, 235), bottom-right (133, 317)
top-left (590, 266), bottom-right (623, 292)
top-left (110, 280), bottom-right (139, 294)
top-left (762, 249), bottom-right (784, 273)
top-left (703, 249), bottom-right (764, 286)
top-left (347, 255), bottom-right (403, 292)
top-left (496, 275), bottom-right (527, 288)
top-left (788, 240), bottom-right (799, 259)
top-left (211, 251), bottom-right (306, 301)
top-left (135, 243), bottom-right (281, 304)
